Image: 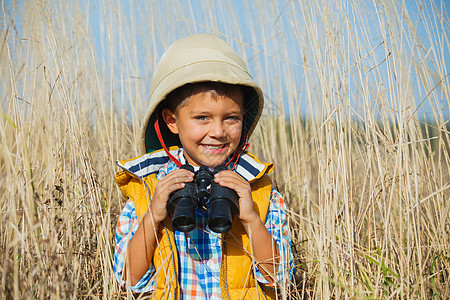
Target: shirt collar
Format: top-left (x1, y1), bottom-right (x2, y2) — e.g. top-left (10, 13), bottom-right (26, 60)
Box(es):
top-left (117, 147), bottom-right (271, 182)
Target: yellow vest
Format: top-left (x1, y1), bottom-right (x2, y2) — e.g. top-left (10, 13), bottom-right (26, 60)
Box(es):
top-left (115, 150), bottom-right (276, 299)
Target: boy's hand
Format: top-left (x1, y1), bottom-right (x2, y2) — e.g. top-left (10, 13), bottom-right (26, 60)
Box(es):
top-left (151, 169), bottom-right (194, 223)
top-left (213, 170), bottom-right (259, 225)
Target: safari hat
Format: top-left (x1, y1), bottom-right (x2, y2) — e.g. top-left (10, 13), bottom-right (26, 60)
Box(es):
top-left (141, 33), bottom-right (264, 154)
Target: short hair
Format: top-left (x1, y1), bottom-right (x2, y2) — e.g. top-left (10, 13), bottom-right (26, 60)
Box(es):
top-left (161, 82), bottom-right (244, 113)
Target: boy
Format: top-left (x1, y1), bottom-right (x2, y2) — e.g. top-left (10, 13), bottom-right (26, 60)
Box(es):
top-left (114, 34), bottom-right (293, 299)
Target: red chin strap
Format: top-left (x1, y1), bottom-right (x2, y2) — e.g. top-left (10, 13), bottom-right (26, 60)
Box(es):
top-left (226, 139), bottom-right (249, 170)
top-left (154, 111), bottom-right (249, 170)
top-left (225, 115), bottom-right (250, 170)
top-left (154, 114), bottom-right (183, 167)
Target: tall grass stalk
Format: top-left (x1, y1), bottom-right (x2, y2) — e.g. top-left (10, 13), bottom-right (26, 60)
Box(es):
top-left (1, 0), bottom-right (448, 299)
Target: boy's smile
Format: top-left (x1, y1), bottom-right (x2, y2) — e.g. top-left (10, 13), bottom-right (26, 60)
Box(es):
top-left (162, 90), bottom-right (244, 168)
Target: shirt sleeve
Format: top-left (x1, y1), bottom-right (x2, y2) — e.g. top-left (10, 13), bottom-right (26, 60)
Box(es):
top-left (113, 200), bottom-right (156, 293)
top-left (253, 188), bottom-right (294, 287)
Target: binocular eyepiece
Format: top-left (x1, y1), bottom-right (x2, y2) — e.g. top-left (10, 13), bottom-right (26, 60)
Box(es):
top-left (166, 164), bottom-right (239, 233)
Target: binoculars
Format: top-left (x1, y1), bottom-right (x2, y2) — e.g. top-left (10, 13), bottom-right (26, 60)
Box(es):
top-left (166, 164), bottom-right (239, 233)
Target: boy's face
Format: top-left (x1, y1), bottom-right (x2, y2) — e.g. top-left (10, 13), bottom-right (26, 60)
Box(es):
top-left (163, 90), bottom-right (244, 168)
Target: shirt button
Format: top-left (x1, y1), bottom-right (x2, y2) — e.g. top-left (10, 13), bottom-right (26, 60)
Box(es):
top-left (207, 260), bottom-right (213, 268)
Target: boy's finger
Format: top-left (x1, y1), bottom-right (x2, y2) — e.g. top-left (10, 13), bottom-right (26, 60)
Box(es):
top-left (162, 170), bottom-right (194, 184)
top-left (214, 172), bottom-right (247, 185)
top-left (168, 168), bottom-right (194, 177)
top-left (173, 172), bottom-right (194, 183)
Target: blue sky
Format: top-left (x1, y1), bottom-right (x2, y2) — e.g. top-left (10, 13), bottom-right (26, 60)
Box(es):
top-left (3, 0), bottom-right (449, 122)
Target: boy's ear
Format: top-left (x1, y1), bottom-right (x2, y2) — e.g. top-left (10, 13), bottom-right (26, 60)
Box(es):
top-left (161, 108), bottom-right (179, 134)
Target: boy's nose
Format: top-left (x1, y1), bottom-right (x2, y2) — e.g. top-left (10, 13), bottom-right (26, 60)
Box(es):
top-left (209, 121), bottom-right (226, 138)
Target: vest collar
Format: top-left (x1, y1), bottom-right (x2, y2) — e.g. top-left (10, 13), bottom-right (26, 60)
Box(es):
top-left (116, 147), bottom-right (273, 183)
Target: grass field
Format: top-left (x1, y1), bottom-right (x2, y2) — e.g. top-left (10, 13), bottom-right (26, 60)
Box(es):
top-left (1, 0), bottom-right (449, 299)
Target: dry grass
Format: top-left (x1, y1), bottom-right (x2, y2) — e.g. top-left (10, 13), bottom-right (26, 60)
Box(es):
top-left (1, 0), bottom-right (449, 299)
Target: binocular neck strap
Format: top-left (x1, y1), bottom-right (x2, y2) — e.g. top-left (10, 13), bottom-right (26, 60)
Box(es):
top-left (154, 114), bottom-right (183, 167)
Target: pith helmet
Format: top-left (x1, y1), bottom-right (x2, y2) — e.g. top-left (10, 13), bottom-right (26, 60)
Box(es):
top-left (141, 33), bottom-right (264, 154)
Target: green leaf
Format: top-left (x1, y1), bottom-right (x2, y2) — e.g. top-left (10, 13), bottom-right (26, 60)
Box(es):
top-left (2, 112), bottom-right (18, 129)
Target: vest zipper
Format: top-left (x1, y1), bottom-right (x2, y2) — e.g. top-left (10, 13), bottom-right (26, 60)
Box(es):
top-left (223, 234), bottom-right (270, 300)
top-left (223, 240), bottom-right (232, 300)
top-left (163, 225), bottom-right (178, 300)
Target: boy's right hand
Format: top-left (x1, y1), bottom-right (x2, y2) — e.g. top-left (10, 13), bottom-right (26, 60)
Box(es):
top-left (150, 169), bottom-right (194, 224)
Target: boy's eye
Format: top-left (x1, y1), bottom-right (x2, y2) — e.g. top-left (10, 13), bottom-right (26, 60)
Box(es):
top-left (226, 115), bottom-right (241, 121)
top-left (195, 116), bottom-right (208, 120)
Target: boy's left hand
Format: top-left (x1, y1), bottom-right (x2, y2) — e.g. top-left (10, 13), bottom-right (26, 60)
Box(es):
top-left (213, 170), bottom-right (258, 225)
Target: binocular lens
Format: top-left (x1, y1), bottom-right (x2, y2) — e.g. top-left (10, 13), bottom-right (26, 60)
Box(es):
top-left (208, 199), bottom-right (233, 233)
top-left (171, 197), bottom-right (196, 232)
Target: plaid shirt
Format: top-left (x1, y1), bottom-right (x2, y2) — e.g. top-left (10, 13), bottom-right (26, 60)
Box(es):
top-left (114, 149), bottom-right (293, 298)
